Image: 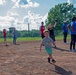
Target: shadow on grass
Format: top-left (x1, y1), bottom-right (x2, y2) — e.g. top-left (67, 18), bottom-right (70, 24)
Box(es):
top-left (50, 63), bottom-right (72, 75)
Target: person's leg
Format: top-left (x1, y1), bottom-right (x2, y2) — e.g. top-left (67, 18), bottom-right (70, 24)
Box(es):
top-left (50, 35), bottom-right (56, 47)
top-left (50, 35), bottom-right (55, 41)
top-left (13, 39), bottom-right (14, 44)
top-left (70, 41), bottom-right (72, 50)
top-left (70, 35), bottom-right (74, 50)
top-left (13, 37), bottom-right (15, 44)
top-left (70, 35), bottom-right (73, 50)
top-left (63, 32), bottom-right (65, 43)
top-left (48, 54), bottom-right (52, 63)
top-left (48, 54), bottom-right (56, 63)
top-left (4, 37), bottom-right (7, 45)
top-left (73, 35), bottom-right (75, 50)
top-left (45, 48), bottom-right (52, 63)
top-left (41, 34), bottom-right (45, 39)
top-left (14, 37), bottom-right (16, 45)
top-left (3, 36), bottom-right (6, 43)
top-left (63, 32), bottom-right (67, 43)
top-left (53, 35), bottom-right (56, 47)
top-left (46, 48), bottom-right (56, 63)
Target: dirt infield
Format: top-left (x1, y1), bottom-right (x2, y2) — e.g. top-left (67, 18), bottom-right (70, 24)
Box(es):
top-left (0, 40), bottom-right (76, 75)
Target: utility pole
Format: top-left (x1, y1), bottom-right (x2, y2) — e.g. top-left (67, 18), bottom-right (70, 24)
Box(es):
top-left (28, 23), bottom-right (30, 36)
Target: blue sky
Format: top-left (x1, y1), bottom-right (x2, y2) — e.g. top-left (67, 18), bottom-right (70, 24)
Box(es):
top-left (0, 0), bottom-right (75, 30)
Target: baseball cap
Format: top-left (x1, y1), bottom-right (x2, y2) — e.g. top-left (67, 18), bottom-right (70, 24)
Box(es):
top-left (43, 29), bottom-right (48, 33)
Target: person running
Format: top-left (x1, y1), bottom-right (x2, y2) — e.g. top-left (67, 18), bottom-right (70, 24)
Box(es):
top-left (40, 29), bottom-right (56, 63)
top-left (12, 28), bottom-right (17, 45)
top-left (62, 20), bottom-right (68, 44)
top-left (40, 22), bottom-right (45, 39)
top-left (47, 21), bottom-right (57, 47)
top-left (70, 17), bottom-right (76, 52)
top-left (3, 29), bottom-right (8, 46)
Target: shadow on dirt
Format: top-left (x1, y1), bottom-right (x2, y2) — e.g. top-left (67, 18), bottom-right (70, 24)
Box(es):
top-left (53, 47), bottom-right (70, 52)
top-left (51, 64), bottom-right (72, 75)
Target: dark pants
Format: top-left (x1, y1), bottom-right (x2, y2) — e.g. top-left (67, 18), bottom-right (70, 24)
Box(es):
top-left (63, 32), bottom-right (68, 43)
top-left (41, 33), bottom-right (45, 39)
top-left (50, 35), bottom-right (55, 41)
top-left (13, 37), bottom-right (17, 44)
top-left (70, 34), bottom-right (76, 50)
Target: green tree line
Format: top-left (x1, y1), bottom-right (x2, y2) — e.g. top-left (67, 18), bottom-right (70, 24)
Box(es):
top-left (0, 30), bottom-right (40, 38)
top-left (45, 2), bottom-right (76, 35)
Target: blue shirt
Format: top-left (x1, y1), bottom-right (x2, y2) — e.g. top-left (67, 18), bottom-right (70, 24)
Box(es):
top-left (62, 23), bottom-right (68, 32)
top-left (12, 30), bottom-right (17, 38)
top-left (70, 21), bottom-right (76, 35)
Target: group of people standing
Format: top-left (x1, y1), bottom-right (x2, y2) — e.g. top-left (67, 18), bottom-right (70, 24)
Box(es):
top-left (40, 21), bottom-right (57, 47)
top-left (40, 17), bottom-right (76, 52)
top-left (40, 17), bottom-right (76, 63)
top-left (62, 16), bottom-right (76, 52)
top-left (2, 28), bottom-right (17, 46)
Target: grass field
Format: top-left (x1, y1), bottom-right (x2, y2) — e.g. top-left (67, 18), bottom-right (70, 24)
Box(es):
top-left (0, 35), bottom-right (71, 43)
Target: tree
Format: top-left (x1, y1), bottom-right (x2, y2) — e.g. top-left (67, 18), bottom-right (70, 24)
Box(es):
top-left (45, 2), bottom-right (76, 32)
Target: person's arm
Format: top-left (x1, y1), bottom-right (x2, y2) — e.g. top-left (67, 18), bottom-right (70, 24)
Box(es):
top-left (54, 22), bottom-right (57, 28)
top-left (47, 25), bottom-right (50, 29)
top-left (40, 31), bottom-right (41, 36)
top-left (53, 42), bottom-right (56, 47)
top-left (67, 24), bottom-right (70, 29)
top-left (39, 26), bottom-right (41, 36)
top-left (47, 24), bottom-right (52, 30)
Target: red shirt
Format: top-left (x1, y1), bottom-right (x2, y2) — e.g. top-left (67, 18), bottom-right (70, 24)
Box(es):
top-left (3, 30), bottom-right (6, 36)
top-left (40, 25), bottom-right (45, 34)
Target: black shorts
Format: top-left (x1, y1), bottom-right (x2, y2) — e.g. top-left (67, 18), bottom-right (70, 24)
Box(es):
top-left (3, 36), bottom-right (6, 38)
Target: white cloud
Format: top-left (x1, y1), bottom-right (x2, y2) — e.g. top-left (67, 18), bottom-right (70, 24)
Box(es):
top-left (11, 0), bottom-right (17, 3)
top-left (23, 11), bottom-right (47, 30)
top-left (12, 0), bottom-right (39, 8)
top-left (67, 0), bottom-right (71, 4)
top-left (7, 11), bottom-right (19, 18)
top-left (0, 16), bottom-right (11, 30)
top-left (67, 0), bottom-right (76, 6)
top-left (0, 0), bottom-right (6, 5)
top-left (0, 11), bottom-right (46, 30)
top-left (0, 11), bottom-right (20, 30)
top-left (0, 0), bottom-right (48, 31)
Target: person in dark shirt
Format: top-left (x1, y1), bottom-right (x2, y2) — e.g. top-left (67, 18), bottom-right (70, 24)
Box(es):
top-left (47, 21), bottom-right (57, 47)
